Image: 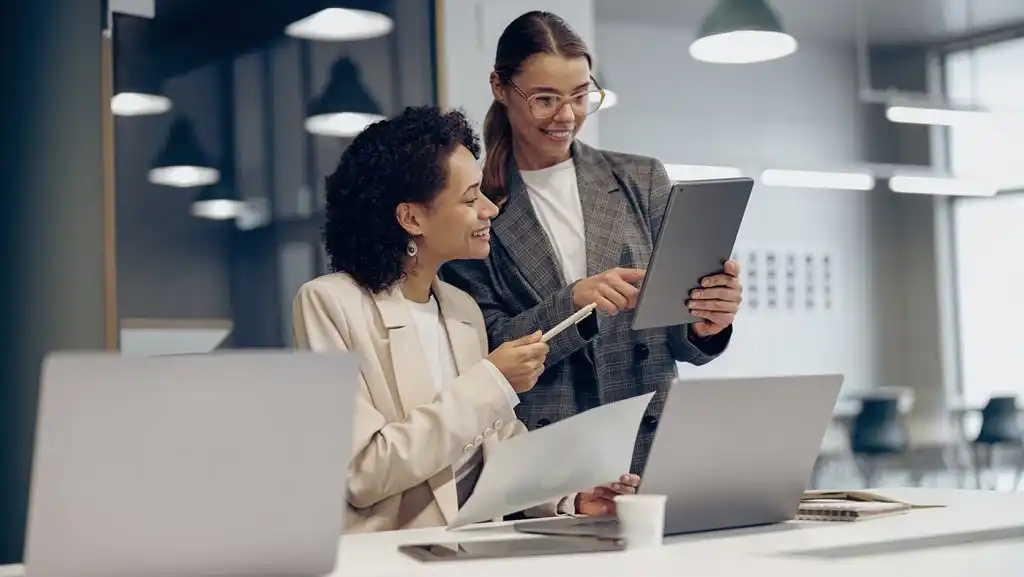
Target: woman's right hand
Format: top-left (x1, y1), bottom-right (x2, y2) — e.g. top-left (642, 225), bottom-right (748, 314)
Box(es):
top-left (487, 331), bottom-right (549, 393)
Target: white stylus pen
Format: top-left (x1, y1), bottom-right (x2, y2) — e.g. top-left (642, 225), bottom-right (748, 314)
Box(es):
top-left (541, 303), bottom-right (597, 343)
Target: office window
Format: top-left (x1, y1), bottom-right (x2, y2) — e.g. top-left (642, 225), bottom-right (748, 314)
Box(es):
top-left (946, 39), bottom-right (1024, 406)
top-left (945, 37), bottom-right (1024, 191)
top-left (950, 194), bottom-right (1024, 406)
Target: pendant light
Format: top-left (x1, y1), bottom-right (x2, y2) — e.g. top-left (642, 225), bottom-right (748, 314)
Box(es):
top-left (112, 53), bottom-right (172, 116)
top-left (191, 184), bottom-right (246, 220)
top-left (690, 0), bottom-right (797, 64)
top-left (305, 57), bottom-right (385, 137)
top-left (148, 117), bottom-right (220, 188)
top-left (111, 13), bottom-right (172, 116)
top-left (286, 5), bottom-right (393, 42)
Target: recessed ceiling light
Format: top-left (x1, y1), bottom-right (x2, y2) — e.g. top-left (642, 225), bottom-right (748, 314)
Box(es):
top-left (889, 176), bottom-right (997, 197)
top-left (285, 8), bottom-right (394, 42)
top-left (885, 105), bottom-right (992, 127)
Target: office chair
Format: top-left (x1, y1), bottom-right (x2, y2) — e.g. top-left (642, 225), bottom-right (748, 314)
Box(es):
top-left (971, 396), bottom-right (1024, 490)
top-left (849, 397), bottom-right (909, 487)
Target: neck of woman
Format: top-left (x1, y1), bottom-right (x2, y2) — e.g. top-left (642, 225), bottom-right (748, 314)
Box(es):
top-left (400, 257), bottom-right (440, 303)
top-left (512, 138), bottom-right (572, 171)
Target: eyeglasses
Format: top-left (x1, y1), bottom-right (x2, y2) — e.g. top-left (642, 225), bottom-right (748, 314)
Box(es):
top-left (506, 75), bottom-right (606, 119)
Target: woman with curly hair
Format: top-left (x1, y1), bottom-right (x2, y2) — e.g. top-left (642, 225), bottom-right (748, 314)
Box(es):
top-left (292, 106), bottom-right (637, 533)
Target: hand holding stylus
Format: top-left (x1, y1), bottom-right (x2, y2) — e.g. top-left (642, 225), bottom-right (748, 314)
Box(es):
top-left (488, 332), bottom-right (549, 393)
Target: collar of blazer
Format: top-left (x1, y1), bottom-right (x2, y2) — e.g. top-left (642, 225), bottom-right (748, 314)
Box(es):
top-left (491, 139), bottom-right (635, 300)
top-left (369, 276), bottom-right (482, 405)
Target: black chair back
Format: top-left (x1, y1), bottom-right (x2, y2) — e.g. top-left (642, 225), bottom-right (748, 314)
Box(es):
top-left (850, 397), bottom-right (908, 454)
top-left (976, 396), bottom-right (1023, 444)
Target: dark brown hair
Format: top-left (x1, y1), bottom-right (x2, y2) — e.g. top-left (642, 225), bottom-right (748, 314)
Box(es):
top-left (482, 11), bottom-right (591, 203)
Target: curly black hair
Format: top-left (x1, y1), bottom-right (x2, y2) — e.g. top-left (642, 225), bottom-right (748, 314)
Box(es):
top-left (323, 106), bottom-right (481, 294)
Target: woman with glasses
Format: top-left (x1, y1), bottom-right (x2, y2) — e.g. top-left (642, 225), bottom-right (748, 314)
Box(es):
top-left (442, 11), bottom-right (745, 476)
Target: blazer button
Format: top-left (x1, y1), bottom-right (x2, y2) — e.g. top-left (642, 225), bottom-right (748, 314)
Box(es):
top-left (537, 418), bottom-right (551, 428)
top-left (634, 343), bottom-right (650, 362)
top-left (462, 444), bottom-right (474, 453)
top-left (641, 415), bottom-right (659, 432)
top-left (473, 435), bottom-right (484, 447)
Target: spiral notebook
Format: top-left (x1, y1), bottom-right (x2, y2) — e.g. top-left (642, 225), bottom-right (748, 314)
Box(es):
top-left (797, 490), bottom-right (945, 522)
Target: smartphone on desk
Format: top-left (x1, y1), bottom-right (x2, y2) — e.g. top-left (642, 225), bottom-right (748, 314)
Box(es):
top-left (398, 535), bottom-right (624, 562)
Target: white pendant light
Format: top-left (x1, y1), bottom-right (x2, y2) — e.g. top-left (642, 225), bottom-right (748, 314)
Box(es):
top-left (191, 185), bottom-right (246, 220)
top-left (305, 57), bottom-right (385, 137)
top-left (148, 117), bottom-right (220, 188)
top-left (286, 7), bottom-right (393, 42)
top-left (690, 0), bottom-right (797, 64)
top-left (112, 92), bottom-right (172, 116)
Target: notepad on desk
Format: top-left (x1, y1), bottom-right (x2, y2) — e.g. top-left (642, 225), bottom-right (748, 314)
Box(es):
top-left (797, 490), bottom-right (945, 522)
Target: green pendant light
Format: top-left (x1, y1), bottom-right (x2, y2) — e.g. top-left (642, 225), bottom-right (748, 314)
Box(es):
top-left (690, 0), bottom-right (797, 64)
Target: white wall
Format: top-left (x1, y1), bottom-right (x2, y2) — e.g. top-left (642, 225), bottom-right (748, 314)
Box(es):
top-left (596, 21), bottom-right (877, 394)
top-left (439, 0), bottom-right (600, 145)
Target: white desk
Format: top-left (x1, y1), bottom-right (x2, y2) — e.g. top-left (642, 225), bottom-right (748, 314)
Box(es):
top-left (3, 488), bottom-right (1023, 576)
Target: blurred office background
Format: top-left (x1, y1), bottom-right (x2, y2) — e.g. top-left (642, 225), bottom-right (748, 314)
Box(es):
top-left (2, 0), bottom-right (1023, 564)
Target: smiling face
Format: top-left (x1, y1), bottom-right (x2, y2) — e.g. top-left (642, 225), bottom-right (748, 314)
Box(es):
top-left (398, 145), bottom-right (498, 265)
top-left (492, 53), bottom-right (595, 169)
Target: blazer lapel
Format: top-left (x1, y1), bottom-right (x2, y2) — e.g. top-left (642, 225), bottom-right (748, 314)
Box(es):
top-left (372, 286), bottom-right (436, 415)
top-left (433, 279), bottom-right (482, 376)
top-left (372, 284), bottom-right (458, 524)
top-left (490, 162), bottom-right (565, 300)
top-left (572, 140), bottom-right (630, 278)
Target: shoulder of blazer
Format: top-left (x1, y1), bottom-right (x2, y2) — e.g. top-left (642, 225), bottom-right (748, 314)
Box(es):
top-left (295, 272), bottom-right (373, 313)
top-left (574, 140), bottom-right (661, 185)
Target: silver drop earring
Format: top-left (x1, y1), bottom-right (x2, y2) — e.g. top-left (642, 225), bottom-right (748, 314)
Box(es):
top-left (406, 239), bottom-right (418, 257)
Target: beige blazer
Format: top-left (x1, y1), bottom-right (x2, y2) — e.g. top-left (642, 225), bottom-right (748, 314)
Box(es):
top-left (292, 273), bottom-right (560, 533)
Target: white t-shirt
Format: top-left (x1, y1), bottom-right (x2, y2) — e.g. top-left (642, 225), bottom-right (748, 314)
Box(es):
top-left (406, 295), bottom-right (519, 506)
top-left (520, 158), bottom-right (587, 285)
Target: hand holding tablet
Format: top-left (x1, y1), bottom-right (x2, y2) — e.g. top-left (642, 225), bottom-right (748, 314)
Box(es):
top-left (687, 259), bottom-right (743, 338)
top-left (631, 177), bottom-right (753, 331)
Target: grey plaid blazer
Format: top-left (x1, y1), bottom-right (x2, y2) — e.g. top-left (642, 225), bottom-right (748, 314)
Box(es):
top-left (441, 140), bottom-right (731, 475)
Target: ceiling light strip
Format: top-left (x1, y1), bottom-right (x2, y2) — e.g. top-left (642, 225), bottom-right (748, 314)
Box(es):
top-left (760, 169), bottom-right (875, 190)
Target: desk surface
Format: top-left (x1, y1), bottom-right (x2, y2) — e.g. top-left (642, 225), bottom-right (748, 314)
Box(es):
top-left (3, 488), bottom-right (1023, 577)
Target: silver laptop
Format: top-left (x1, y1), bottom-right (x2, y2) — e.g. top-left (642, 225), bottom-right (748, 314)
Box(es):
top-left (518, 374), bottom-right (843, 538)
top-left (632, 177), bottom-right (753, 331)
top-left (24, 351), bottom-right (359, 577)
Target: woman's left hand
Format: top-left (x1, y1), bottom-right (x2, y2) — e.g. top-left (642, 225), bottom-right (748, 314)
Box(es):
top-left (688, 259), bottom-right (743, 338)
top-left (575, 474), bottom-right (640, 516)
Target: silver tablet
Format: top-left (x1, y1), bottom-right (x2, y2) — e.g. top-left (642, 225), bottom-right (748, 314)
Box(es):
top-left (631, 177), bottom-right (753, 331)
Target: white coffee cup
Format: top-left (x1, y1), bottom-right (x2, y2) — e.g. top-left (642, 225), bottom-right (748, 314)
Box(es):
top-left (614, 494), bottom-right (667, 549)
